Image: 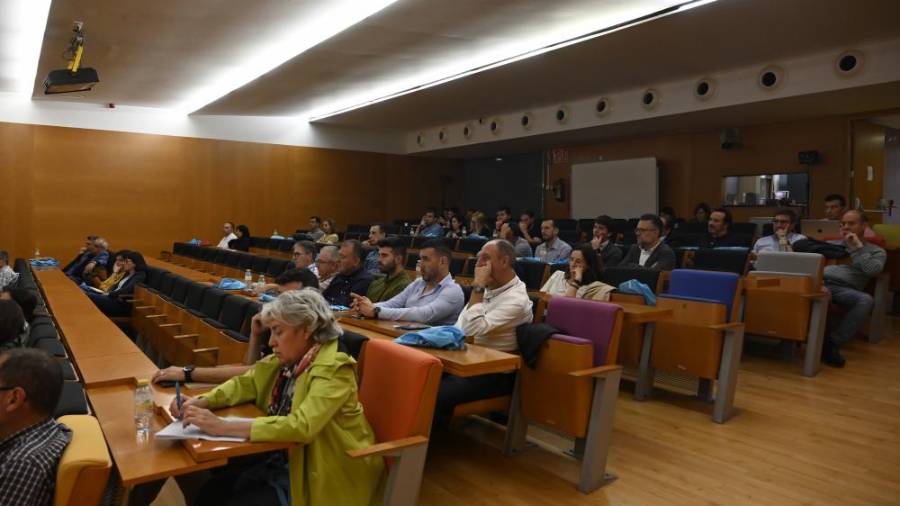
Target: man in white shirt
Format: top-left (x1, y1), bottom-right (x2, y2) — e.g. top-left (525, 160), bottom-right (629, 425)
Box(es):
top-left (433, 240), bottom-right (533, 428)
top-left (0, 251), bottom-right (19, 291)
top-left (752, 209), bottom-right (806, 254)
top-left (216, 222), bottom-right (237, 249)
top-left (314, 245), bottom-right (340, 290)
top-left (534, 219), bottom-right (572, 262)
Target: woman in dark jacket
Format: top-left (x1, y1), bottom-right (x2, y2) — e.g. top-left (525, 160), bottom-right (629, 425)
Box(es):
top-left (88, 251), bottom-right (147, 317)
top-left (228, 225), bottom-right (252, 252)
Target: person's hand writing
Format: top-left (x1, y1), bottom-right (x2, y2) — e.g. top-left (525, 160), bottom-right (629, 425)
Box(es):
top-left (168, 395), bottom-right (208, 420)
top-left (181, 405), bottom-right (224, 434)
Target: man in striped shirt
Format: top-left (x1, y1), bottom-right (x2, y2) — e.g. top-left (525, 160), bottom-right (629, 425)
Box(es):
top-left (0, 349), bottom-right (71, 506)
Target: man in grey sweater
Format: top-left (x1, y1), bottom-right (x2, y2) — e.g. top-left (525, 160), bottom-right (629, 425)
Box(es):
top-left (823, 209), bottom-right (886, 367)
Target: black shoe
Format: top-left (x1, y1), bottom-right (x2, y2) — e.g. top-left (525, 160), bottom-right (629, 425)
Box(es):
top-left (822, 341), bottom-right (846, 368)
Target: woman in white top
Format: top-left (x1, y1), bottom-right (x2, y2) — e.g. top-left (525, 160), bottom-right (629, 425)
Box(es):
top-left (541, 244), bottom-right (613, 301)
top-left (216, 222), bottom-right (237, 249)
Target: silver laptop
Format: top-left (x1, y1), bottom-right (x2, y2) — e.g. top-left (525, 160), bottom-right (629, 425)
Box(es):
top-left (754, 251), bottom-right (825, 290)
top-left (801, 219), bottom-right (841, 241)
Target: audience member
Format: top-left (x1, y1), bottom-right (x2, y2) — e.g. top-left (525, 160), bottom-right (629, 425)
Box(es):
top-left (87, 251), bottom-right (147, 317)
top-left (61, 235), bottom-right (97, 274)
top-left (316, 219), bottom-right (339, 245)
top-left (822, 210), bottom-right (886, 367)
top-left (314, 246), bottom-right (340, 290)
top-left (659, 206), bottom-right (677, 228)
top-left (494, 206), bottom-right (512, 238)
top-left (534, 219), bottom-right (572, 262)
top-left (445, 215), bottom-right (465, 239)
top-left (824, 194), bottom-right (878, 239)
top-left (660, 214), bottom-right (673, 243)
top-left (518, 210), bottom-right (543, 247)
top-left (168, 290), bottom-right (384, 505)
top-left (83, 250), bottom-right (126, 293)
top-left (364, 238), bottom-right (411, 303)
top-left (590, 215), bottom-right (623, 267)
top-left (692, 203), bottom-right (711, 223)
top-left (500, 221), bottom-right (533, 258)
top-left (216, 222), bottom-right (237, 249)
top-left (363, 223), bottom-right (386, 275)
top-left (468, 212), bottom-right (492, 238)
top-left (705, 208), bottom-right (745, 247)
top-left (433, 240), bottom-right (532, 427)
top-left (753, 209), bottom-right (806, 253)
top-left (0, 349), bottom-right (71, 506)
top-left (417, 207), bottom-right (444, 237)
top-left (619, 214), bottom-right (676, 271)
top-left (541, 244), bottom-right (612, 300)
top-left (439, 207), bottom-right (455, 227)
top-left (307, 216), bottom-right (325, 241)
top-left (156, 269), bottom-right (319, 385)
top-left (351, 239), bottom-right (464, 325)
top-left (0, 300), bottom-right (26, 352)
top-left (292, 241), bottom-right (318, 276)
top-left (227, 225), bottom-right (251, 252)
top-left (1, 288), bottom-right (38, 324)
top-left (0, 251), bottom-right (19, 290)
top-left (80, 237), bottom-right (110, 279)
top-left (321, 240), bottom-right (374, 307)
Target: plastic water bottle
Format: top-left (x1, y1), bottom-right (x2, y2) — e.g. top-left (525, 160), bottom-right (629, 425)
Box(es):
top-left (257, 273), bottom-right (267, 291)
top-left (134, 379), bottom-right (153, 436)
top-left (244, 269), bottom-right (253, 286)
top-left (33, 246), bottom-right (40, 258)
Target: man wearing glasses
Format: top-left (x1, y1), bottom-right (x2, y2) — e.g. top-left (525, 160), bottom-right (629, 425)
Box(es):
top-left (314, 245), bottom-right (341, 291)
top-left (0, 349), bottom-right (71, 506)
top-left (752, 209), bottom-right (806, 253)
top-left (619, 214), bottom-right (676, 271)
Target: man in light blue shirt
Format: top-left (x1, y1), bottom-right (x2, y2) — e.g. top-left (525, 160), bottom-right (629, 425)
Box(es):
top-left (752, 209), bottom-right (806, 254)
top-left (534, 219), bottom-right (572, 262)
top-left (416, 208), bottom-right (445, 237)
top-left (351, 240), bottom-right (464, 325)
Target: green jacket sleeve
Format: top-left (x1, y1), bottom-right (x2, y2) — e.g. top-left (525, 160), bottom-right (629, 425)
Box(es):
top-left (200, 366), bottom-right (261, 410)
top-left (249, 364), bottom-right (354, 444)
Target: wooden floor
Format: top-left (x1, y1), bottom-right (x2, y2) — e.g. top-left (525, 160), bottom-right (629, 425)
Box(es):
top-left (153, 321), bottom-right (900, 506)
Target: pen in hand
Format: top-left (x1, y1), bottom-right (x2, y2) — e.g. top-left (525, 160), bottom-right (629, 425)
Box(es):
top-left (175, 381), bottom-right (183, 425)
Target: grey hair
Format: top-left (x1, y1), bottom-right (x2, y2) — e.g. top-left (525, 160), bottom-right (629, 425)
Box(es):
top-left (95, 237), bottom-right (109, 250)
top-left (260, 288), bottom-right (342, 343)
top-left (488, 239), bottom-right (517, 264)
top-left (317, 245), bottom-right (339, 261)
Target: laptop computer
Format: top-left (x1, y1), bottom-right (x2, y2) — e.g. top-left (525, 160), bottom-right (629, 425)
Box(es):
top-left (801, 219), bottom-right (841, 241)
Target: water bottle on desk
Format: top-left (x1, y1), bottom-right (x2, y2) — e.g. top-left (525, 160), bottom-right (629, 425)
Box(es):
top-left (257, 273), bottom-right (267, 292)
top-left (33, 246), bottom-right (40, 259)
top-left (134, 379), bottom-right (153, 437)
top-left (244, 269), bottom-right (253, 287)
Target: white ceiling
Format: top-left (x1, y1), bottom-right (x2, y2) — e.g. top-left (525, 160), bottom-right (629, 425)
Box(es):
top-left (18, 0), bottom-right (900, 149)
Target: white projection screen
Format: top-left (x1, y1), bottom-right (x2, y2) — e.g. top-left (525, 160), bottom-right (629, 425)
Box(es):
top-left (570, 157), bottom-right (658, 218)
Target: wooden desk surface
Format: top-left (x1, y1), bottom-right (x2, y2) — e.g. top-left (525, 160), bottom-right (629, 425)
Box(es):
top-left (33, 269), bottom-right (144, 360)
top-left (533, 292), bottom-right (672, 324)
top-left (87, 384), bottom-right (227, 486)
top-left (339, 318), bottom-right (520, 377)
top-left (77, 352), bottom-right (160, 388)
top-left (146, 257), bottom-right (260, 300)
top-left (154, 389), bottom-right (292, 463)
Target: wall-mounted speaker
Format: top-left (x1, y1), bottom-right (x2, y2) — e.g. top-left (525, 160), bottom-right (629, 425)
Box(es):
top-left (798, 150), bottom-right (819, 165)
top-left (720, 128), bottom-right (742, 150)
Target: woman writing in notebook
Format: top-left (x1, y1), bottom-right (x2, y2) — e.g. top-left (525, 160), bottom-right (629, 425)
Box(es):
top-left (169, 289), bottom-right (384, 506)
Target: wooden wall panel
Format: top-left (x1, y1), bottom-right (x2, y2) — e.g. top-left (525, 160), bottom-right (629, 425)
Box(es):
top-left (851, 121), bottom-right (887, 224)
top-left (0, 122), bottom-right (464, 262)
top-left (544, 117), bottom-right (851, 222)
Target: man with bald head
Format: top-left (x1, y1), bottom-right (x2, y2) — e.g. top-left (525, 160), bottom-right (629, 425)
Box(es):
top-left (822, 209), bottom-right (886, 367)
top-left (433, 239), bottom-right (533, 428)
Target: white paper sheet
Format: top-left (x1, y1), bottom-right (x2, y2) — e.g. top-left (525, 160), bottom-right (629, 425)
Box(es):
top-left (155, 416), bottom-right (255, 442)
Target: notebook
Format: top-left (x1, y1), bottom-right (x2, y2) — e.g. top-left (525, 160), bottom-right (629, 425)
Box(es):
top-left (155, 416), bottom-right (255, 442)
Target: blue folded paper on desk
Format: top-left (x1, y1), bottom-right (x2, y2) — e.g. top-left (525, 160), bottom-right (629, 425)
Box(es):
top-left (217, 278), bottom-right (247, 290)
top-left (259, 293), bottom-right (276, 302)
top-left (330, 305), bottom-right (350, 311)
top-left (395, 325), bottom-right (466, 351)
top-left (188, 239), bottom-right (202, 245)
top-left (30, 258), bottom-right (60, 267)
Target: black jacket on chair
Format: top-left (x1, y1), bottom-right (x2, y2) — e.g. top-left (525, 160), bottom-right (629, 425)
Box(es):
top-left (107, 270), bottom-right (147, 299)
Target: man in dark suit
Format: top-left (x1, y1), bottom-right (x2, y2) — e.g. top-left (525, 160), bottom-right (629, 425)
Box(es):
top-left (619, 214), bottom-right (676, 271)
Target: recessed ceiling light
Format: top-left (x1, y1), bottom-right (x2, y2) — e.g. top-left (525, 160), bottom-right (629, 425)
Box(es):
top-left (305, 0), bottom-right (718, 121)
top-left (174, 0), bottom-right (399, 114)
top-left (1, 0), bottom-right (53, 95)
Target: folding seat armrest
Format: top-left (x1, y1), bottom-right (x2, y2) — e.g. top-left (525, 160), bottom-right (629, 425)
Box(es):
top-left (749, 278), bottom-right (780, 288)
top-left (174, 333), bottom-right (200, 340)
top-left (158, 323), bottom-right (181, 328)
top-left (569, 364), bottom-right (623, 378)
top-left (134, 305), bottom-right (156, 309)
top-left (801, 292), bottom-right (830, 300)
top-left (145, 314), bottom-right (167, 319)
top-left (346, 435), bottom-right (429, 459)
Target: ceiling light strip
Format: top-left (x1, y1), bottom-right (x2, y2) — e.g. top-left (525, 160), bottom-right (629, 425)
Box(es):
top-left (5, 0), bottom-right (53, 95)
top-left (306, 0), bottom-right (718, 122)
top-left (176, 0), bottom-right (399, 115)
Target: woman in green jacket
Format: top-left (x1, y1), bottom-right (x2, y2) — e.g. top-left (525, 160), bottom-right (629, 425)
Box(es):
top-left (171, 288), bottom-right (385, 506)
